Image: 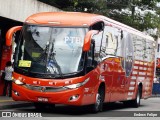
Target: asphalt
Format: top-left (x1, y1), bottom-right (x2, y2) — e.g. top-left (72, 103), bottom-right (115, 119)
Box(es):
top-left (0, 95), bottom-right (159, 110)
top-left (0, 96), bottom-right (33, 110)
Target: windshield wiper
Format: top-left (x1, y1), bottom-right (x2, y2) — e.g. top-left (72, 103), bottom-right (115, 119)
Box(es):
top-left (46, 40), bottom-right (64, 78)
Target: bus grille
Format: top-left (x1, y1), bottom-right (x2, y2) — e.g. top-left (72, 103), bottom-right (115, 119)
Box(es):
top-left (23, 84), bottom-right (67, 92)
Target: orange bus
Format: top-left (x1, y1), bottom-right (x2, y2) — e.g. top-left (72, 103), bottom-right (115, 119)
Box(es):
top-left (6, 12), bottom-right (155, 112)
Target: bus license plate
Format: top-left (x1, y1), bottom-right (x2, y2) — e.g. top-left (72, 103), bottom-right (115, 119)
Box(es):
top-left (37, 97), bottom-right (48, 102)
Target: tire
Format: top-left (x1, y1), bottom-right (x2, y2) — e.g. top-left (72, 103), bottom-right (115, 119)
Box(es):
top-left (34, 103), bottom-right (55, 110)
top-left (92, 87), bottom-right (105, 113)
top-left (123, 87), bottom-right (141, 108)
top-left (131, 87), bottom-right (141, 108)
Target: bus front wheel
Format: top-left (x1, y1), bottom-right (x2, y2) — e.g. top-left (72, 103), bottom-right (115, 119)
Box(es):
top-left (92, 87), bottom-right (105, 113)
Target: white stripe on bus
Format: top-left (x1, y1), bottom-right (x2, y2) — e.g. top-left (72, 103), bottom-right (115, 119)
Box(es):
top-left (129, 87), bottom-right (135, 90)
top-left (128, 92), bottom-right (134, 96)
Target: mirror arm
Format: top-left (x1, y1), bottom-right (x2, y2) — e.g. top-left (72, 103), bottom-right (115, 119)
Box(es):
top-left (83, 30), bottom-right (99, 51)
top-left (6, 26), bottom-right (22, 46)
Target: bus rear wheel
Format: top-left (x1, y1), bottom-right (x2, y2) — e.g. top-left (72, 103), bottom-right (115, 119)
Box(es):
top-left (123, 87), bottom-right (141, 108)
top-left (131, 87), bottom-right (141, 108)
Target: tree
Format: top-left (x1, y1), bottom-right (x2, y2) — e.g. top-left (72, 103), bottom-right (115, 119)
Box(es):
top-left (38, 0), bottom-right (71, 9)
top-left (38, 0), bottom-right (107, 14)
top-left (107, 0), bottom-right (160, 37)
top-left (38, 0), bottom-right (160, 37)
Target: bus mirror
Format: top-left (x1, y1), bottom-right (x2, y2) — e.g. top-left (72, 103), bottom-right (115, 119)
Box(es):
top-left (83, 30), bottom-right (99, 51)
top-left (6, 26), bottom-right (22, 46)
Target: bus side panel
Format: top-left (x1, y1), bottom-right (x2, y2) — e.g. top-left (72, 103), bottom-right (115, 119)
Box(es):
top-left (141, 61), bottom-right (155, 99)
top-left (122, 33), bottom-right (155, 101)
top-left (81, 68), bottom-right (101, 105)
top-left (125, 36), bottom-right (155, 100)
top-left (125, 60), bottom-right (154, 100)
top-left (99, 58), bottom-right (114, 103)
top-left (105, 57), bottom-right (126, 102)
top-left (98, 57), bottom-right (126, 103)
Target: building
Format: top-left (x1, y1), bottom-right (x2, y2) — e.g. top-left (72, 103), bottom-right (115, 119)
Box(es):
top-left (0, 0), bottom-right (60, 95)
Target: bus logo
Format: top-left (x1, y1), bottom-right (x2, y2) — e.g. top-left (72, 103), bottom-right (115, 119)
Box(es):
top-left (41, 87), bottom-right (46, 92)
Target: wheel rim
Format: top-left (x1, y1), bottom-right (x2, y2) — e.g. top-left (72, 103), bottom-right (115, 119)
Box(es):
top-left (136, 90), bottom-right (140, 104)
top-left (95, 93), bottom-right (101, 110)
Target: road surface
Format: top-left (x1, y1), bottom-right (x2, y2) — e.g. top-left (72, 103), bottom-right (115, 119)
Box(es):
top-left (0, 97), bottom-right (160, 119)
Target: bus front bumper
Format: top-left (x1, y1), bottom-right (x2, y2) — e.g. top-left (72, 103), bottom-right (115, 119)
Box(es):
top-left (12, 83), bottom-right (95, 106)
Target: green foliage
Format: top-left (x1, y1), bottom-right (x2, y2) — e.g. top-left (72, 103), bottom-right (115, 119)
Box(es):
top-left (108, 0), bottom-right (160, 37)
top-left (38, 0), bottom-right (160, 36)
top-left (38, 0), bottom-right (107, 14)
top-left (38, 0), bottom-right (71, 9)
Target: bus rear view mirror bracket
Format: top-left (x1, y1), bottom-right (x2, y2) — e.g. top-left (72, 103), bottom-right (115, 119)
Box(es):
top-left (83, 30), bottom-right (99, 51)
top-left (86, 66), bottom-right (94, 73)
top-left (6, 26), bottom-right (22, 46)
top-left (93, 60), bottom-right (98, 66)
top-left (86, 60), bottom-right (98, 73)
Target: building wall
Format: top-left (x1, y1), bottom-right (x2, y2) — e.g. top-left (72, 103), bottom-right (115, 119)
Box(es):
top-left (0, 0), bottom-right (61, 22)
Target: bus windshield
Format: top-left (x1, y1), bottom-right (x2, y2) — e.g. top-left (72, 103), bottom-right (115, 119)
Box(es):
top-left (14, 24), bottom-right (87, 78)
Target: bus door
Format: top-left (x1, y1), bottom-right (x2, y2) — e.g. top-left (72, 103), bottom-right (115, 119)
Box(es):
top-left (100, 26), bottom-right (126, 102)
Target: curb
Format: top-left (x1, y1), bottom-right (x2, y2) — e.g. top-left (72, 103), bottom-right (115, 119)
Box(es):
top-left (151, 94), bottom-right (160, 97)
top-left (0, 102), bottom-right (33, 110)
top-left (151, 95), bottom-right (160, 97)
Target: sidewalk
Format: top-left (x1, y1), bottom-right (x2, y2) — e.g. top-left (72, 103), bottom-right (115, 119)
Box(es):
top-left (0, 96), bottom-right (33, 110)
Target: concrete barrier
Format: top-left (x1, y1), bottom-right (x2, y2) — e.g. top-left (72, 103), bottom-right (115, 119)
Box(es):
top-left (0, 0), bottom-right (61, 22)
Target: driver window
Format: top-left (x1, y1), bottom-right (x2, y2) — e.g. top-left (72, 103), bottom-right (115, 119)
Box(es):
top-left (87, 41), bottom-right (94, 67)
top-left (92, 31), bottom-right (103, 63)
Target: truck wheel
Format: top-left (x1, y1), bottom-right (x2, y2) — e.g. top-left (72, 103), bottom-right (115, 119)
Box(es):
top-left (92, 87), bottom-right (104, 113)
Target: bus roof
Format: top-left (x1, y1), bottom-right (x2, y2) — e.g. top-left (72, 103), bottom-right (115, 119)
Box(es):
top-left (25, 12), bottom-right (100, 26)
top-left (25, 12), bottom-right (154, 41)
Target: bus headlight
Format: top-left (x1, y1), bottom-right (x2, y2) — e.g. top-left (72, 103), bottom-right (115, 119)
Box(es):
top-left (14, 79), bottom-right (25, 85)
top-left (65, 83), bottom-right (81, 89)
top-left (65, 78), bottom-right (89, 89)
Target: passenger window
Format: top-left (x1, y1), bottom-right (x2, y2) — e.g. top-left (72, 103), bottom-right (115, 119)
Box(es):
top-left (100, 26), bottom-right (119, 59)
top-left (105, 32), bottom-right (117, 55)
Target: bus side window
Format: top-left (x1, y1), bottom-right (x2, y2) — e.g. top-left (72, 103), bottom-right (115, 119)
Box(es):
top-left (158, 44), bottom-right (160, 52)
top-left (106, 32), bottom-right (115, 54)
top-left (101, 26), bottom-right (119, 58)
